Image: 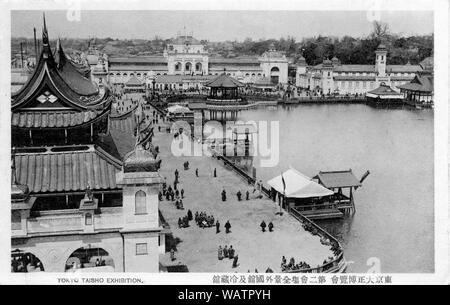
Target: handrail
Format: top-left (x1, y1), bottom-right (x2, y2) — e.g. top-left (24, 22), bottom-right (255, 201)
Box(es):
top-left (213, 150), bottom-right (346, 273)
top-left (287, 208), bottom-right (345, 273)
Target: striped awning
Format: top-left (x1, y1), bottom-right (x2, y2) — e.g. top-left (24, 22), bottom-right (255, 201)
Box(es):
top-left (13, 147), bottom-right (121, 194)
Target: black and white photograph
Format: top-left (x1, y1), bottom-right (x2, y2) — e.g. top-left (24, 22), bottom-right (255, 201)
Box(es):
top-left (0, 0), bottom-right (448, 288)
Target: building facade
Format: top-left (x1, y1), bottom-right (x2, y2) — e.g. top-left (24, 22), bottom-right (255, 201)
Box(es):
top-left (84, 34), bottom-right (290, 89)
top-left (295, 44), bottom-right (423, 95)
top-left (11, 21), bottom-right (167, 273)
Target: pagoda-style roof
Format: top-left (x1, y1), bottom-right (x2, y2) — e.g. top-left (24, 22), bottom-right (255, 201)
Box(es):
top-left (398, 75), bottom-right (433, 93)
top-left (125, 75), bottom-right (144, 86)
top-left (366, 84), bottom-right (403, 99)
top-left (12, 145), bottom-right (122, 194)
top-left (11, 17), bottom-right (111, 128)
top-left (313, 170), bottom-right (361, 189)
top-left (11, 109), bottom-right (109, 129)
top-left (204, 73), bottom-right (244, 88)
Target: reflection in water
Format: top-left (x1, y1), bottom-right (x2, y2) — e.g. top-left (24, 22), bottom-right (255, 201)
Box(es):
top-left (239, 104), bottom-right (434, 273)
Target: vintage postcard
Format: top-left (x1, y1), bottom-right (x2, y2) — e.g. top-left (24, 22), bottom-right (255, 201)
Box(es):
top-left (0, 0), bottom-right (448, 288)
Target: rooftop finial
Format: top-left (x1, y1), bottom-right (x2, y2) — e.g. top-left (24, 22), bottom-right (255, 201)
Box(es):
top-left (42, 12), bottom-right (48, 45)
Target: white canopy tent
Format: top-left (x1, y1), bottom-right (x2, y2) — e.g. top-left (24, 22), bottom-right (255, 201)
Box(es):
top-left (267, 168), bottom-right (333, 198)
top-left (166, 104), bottom-right (192, 114)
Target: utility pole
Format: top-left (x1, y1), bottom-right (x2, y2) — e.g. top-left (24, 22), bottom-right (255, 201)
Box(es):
top-left (20, 42), bottom-right (24, 68)
top-left (34, 27), bottom-right (38, 58)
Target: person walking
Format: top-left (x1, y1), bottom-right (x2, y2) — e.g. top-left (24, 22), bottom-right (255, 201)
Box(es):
top-left (213, 168), bottom-right (217, 178)
top-left (215, 220), bottom-right (220, 234)
top-left (260, 220), bottom-right (267, 232)
top-left (268, 222), bottom-right (274, 232)
top-left (218, 246), bottom-right (224, 260)
top-left (232, 255), bottom-right (239, 268)
top-left (221, 189), bottom-right (227, 202)
top-left (225, 220), bottom-right (231, 234)
top-left (195, 168), bottom-right (199, 177)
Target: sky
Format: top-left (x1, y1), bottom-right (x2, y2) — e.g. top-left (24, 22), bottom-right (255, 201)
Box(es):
top-left (11, 10), bottom-right (434, 41)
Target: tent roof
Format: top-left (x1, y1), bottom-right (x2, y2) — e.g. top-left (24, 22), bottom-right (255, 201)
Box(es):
top-left (204, 73), bottom-right (244, 88)
top-left (366, 84), bottom-right (403, 99)
top-left (125, 75), bottom-right (144, 86)
top-left (267, 168), bottom-right (333, 198)
top-left (313, 170), bottom-right (361, 188)
top-left (167, 104), bottom-right (192, 114)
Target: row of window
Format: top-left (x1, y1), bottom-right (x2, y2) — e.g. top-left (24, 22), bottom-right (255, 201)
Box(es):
top-left (174, 62), bottom-right (203, 71)
top-left (336, 72), bottom-right (413, 77)
top-left (108, 72), bottom-right (266, 79)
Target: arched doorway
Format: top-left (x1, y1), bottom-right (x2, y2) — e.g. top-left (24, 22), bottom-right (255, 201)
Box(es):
top-left (175, 62), bottom-right (181, 72)
top-left (11, 249), bottom-right (45, 272)
top-left (195, 62), bottom-right (202, 72)
top-left (185, 62), bottom-right (192, 74)
top-left (65, 246), bottom-right (115, 272)
top-left (270, 66), bottom-right (280, 84)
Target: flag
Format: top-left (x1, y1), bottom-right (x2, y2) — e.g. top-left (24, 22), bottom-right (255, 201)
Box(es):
top-left (281, 173), bottom-right (286, 194)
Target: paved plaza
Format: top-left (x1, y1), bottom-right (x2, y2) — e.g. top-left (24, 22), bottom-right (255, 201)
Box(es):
top-left (148, 108), bottom-right (333, 272)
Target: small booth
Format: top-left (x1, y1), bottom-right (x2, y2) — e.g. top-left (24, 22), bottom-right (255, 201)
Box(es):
top-left (313, 169), bottom-right (367, 214)
top-left (267, 168), bottom-right (334, 218)
top-left (366, 84), bottom-right (404, 107)
top-left (124, 75), bottom-right (145, 93)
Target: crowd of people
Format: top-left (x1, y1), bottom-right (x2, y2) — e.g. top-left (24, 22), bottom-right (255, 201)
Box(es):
top-left (194, 211), bottom-right (215, 228)
top-left (218, 245), bottom-right (239, 268)
top-left (11, 253), bottom-right (44, 273)
top-left (160, 176), bottom-right (185, 210)
top-left (280, 256), bottom-right (311, 272)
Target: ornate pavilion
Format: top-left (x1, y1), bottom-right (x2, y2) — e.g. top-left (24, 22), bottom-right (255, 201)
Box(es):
top-left (10, 17), bottom-right (167, 273)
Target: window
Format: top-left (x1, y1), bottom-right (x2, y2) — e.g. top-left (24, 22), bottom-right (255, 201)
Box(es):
top-left (85, 213), bottom-right (93, 225)
top-left (136, 243), bottom-right (148, 255)
top-left (135, 190), bottom-right (147, 215)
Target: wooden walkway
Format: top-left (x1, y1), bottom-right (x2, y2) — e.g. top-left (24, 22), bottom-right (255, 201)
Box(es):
top-left (299, 208), bottom-right (344, 220)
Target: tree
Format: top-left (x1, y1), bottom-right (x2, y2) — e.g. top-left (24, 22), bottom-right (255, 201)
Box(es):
top-left (370, 21), bottom-right (390, 42)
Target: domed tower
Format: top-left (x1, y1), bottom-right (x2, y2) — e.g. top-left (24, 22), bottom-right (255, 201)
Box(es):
top-left (116, 137), bottom-right (163, 272)
top-left (375, 43), bottom-right (387, 76)
top-left (295, 55), bottom-right (307, 88)
top-left (321, 58), bottom-right (334, 95)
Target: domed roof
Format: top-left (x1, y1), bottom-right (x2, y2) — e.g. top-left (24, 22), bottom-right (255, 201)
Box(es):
top-left (296, 55), bottom-right (307, 66)
top-left (123, 144), bottom-right (161, 173)
top-left (322, 59), bottom-right (333, 68)
top-left (377, 43), bottom-right (387, 51)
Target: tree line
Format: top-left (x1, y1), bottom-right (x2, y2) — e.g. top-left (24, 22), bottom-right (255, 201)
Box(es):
top-left (12, 22), bottom-right (433, 66)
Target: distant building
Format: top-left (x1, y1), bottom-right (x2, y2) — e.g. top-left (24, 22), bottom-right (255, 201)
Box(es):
top-left (11, 19), bottom-right (167, 273)
top-left (83, 33), bottom-right (290, 89)
top-left (295, 44), bottom-right (424, 95)
top-left (398, 56), bottom-right (434, 105)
